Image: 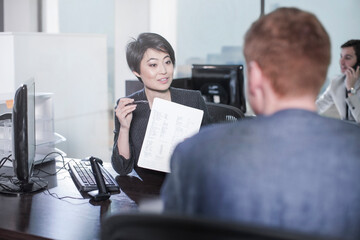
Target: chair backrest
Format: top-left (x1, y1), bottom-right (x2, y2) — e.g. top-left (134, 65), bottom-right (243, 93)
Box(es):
top-left (100, 213), bottom-right (337, 240)
top-left (206, 102), bottom-right (245, 123)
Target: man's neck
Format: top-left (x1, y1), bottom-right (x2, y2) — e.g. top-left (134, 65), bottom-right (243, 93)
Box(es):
top-left (262, 95), bottom-right (317, 115)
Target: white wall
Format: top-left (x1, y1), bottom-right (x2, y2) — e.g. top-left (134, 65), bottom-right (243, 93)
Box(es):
top-left (3, 0), bottom-right (39, 32)
top-left (42, 0), bottom-right (59, 33)
top-left (114, 0), bottom-right (150, 99)
top-left (0, 34), bottom-right (15, 92)
top-left (58, 0), bottom-right (115, 108)
top-left (114, 0), bottom-right (178, 99)
top-left (150, 0), bottom-right (177, 59)
top-left (0, 33), bottom-right (110, 161)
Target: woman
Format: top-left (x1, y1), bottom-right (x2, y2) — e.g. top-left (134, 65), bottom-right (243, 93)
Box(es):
top-left (316, 39), bottom-right (360, 122)
top-left (111, 32), bottom-right (211, 185)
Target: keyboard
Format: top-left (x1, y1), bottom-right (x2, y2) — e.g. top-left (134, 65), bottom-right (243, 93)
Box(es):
top-left (68, 160), bottom-right (120, 192)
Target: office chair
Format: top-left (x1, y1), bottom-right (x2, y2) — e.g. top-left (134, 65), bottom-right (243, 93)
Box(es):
top-left (100, 213), bottom-right (336, 240)
top-left (206, 102), bottom-right (245, 123)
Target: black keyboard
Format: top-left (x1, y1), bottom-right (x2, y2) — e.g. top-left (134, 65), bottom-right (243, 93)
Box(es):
top-left (68, 160), bottom-right (119, 192)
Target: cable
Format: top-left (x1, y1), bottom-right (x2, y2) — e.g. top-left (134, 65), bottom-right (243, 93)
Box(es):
top-left (27, 174), bottom-right (85, 203)
top-left (32, 151), bottom-right (67, 176)
top-left (0, 152), bottom-right (98, 203)
top-left (0, 152), bottom-right (84, 201)
top-left (31, 154), bottom-right (88, 202)
top-left (0, 174), bottom-right (32, 193)
top-left (0, 154), bottom-right (12, 168)
top-left (42, 188), bottom-right (88, 203)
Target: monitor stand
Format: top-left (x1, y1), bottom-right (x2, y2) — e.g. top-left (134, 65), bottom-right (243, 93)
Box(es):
top-left (0, 177), bottom-right (48, 195)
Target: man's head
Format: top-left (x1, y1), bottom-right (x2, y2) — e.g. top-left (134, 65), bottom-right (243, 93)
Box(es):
top-left (341, 39), bottom-right (360, 62)
top-left (340, 39), bottom-right (360, 74)
top-left (244, 7), bottom-right (331, 114)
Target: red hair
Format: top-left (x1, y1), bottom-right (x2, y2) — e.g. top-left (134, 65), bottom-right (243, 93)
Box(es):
top-left (244, 8), bottom-right (331, 97)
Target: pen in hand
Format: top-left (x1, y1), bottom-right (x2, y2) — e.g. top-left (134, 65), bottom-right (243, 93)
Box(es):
top-left (126, 100), bottom-right (148, 106)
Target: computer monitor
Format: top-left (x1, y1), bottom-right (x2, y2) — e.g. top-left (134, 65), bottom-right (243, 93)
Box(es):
top-left (191, 64), bottom-right (246, 113)
top-left (0, 79), bottom-right (47, 194)
top-left (12, 80), bottom-right (36, 184)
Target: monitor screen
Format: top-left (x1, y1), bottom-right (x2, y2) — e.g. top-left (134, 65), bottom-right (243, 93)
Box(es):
top-left (12, 79), bottom-right (36, 184)
top-left (191, 64), bottom-right (246, 113)
top-left (0, 79), bottom-right (47, 194)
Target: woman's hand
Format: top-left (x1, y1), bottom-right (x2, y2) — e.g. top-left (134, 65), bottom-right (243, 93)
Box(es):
top-left (115, 98), bottom-right (137, 130)
top-left (345, 65), bottom-right (360, 90)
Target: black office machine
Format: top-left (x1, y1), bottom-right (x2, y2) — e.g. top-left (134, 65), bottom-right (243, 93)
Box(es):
top-left (68, 157), bottom-right (119, 197)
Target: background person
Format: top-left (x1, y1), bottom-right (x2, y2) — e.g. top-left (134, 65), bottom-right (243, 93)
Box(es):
top-left (161, 8), bottom-right (360, 239)
top-left (111, 32), bottom-right (211, 188)
top-left (316, 39), bottom-right (360, 122)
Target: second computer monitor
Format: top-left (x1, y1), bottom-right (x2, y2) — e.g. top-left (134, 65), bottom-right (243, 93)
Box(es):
top-left (191, 64), bottom-right (246, 113)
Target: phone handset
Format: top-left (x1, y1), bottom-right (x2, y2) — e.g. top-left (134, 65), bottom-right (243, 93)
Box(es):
top-left (88, 156), bottom-right (111, 201)
top-left (352, 61), bottom-right (360, 70)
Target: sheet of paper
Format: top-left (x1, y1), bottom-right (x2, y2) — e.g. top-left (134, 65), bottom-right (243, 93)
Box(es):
top-left (138, 98), bottom-right (204, 173)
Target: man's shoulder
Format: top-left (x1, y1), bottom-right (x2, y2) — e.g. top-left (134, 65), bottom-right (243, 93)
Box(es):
top-left (329, 74), bottom-right (345, 88)
top-left (189, 119), bottom-right (255, 145)
top-left (194, 110), bottom-right (360, 144)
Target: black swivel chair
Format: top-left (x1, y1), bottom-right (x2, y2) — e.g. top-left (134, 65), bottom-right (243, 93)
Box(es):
top-left (100, 213), bottom-right (337, 240)
top-left (206, 102), bottom-right (245, 123)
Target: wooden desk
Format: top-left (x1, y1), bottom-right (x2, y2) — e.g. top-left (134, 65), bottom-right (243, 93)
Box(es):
top-left (0, 159), bottom-right (163, 240)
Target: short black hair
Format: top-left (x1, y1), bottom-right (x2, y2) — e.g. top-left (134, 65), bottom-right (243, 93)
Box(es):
top-left (126, 33), bottom-right (176, 82)
top-left (341, 39), bottom-right (360, 62)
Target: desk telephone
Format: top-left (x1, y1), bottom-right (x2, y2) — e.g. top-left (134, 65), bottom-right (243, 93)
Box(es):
top-left (87, 157), bottom-right (111, 201)
top-left (68, 156), bottom-right (119, 201)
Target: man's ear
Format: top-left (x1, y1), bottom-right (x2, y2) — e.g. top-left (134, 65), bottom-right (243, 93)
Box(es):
top-left (133, 71), bottom-right (141, 78)
top-left (247, 61), bottom-right (266, 115)
top-left (247, 61), bottom-right (263, 94)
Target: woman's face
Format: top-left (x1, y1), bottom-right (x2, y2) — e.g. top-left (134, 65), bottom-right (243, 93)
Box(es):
top-left (134, 48), bottom-right (174, 92)
top-left (340, 46), bottom-right (357, 74)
